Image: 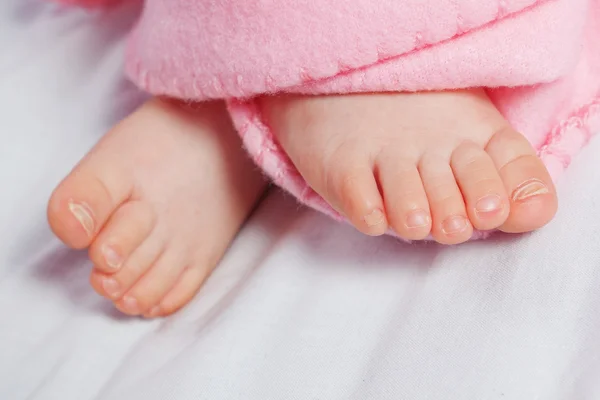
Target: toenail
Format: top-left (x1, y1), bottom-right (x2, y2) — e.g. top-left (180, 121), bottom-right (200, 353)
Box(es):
top-left (512, 179), bottom-right (549, 202)
top-left (363, 208), bottom-right (385, 227)
top-left (102, 278), bottom-right (121, 299)
top-left (475, 194), bottom-right (502, 215)
top-left (68, 200), bottom-right (95, 236)
top-left (406, 209), bottom-right (430, 229)
top-left (122, 296), bottom-right (140, 314)
top-left (442, 215), bottom-right (469, 235)
top-left (102, 245), bottom-right (122, 271)
top-left (147, 306), bottom-right (161, 318)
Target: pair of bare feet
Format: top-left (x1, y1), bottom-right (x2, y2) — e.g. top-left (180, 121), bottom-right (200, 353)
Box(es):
top-left (48, 89), bottom-right (557, 317)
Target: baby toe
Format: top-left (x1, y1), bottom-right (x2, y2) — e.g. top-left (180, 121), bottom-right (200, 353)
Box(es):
top-left (88, 200), bottom-right (155, 274)
top-left (377, 157), bottom-right (431, 240)
top-left (115, 245), bottom-right (189, 316)
top-left (327, 163), bottom-right (388, 236)
top-left (144, 263), bottom-right (209, 318)
top-left (485, 127), bottom-right (557, 233)
top-left (90, 230), bottom-right (166, 303)
top-left (451, 141), bottom-right (509, 231)
top-left (47, 131), bottom-right (135, 249)
top-left (419, 155), bottom-right (473, 244)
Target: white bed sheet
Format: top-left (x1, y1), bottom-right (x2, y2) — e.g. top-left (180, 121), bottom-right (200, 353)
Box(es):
top-left (2, 2), bottom-right (600, 399)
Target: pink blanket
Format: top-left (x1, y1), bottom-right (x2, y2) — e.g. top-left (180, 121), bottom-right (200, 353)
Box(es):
top-left (58, 0), bottom-right (600, 238)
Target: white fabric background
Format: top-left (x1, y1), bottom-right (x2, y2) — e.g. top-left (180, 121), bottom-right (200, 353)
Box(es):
top-left (2, 1), bottom-right (600, 399)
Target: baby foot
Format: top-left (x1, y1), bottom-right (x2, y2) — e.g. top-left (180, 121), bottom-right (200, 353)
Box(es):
top-left (261, 89), bottom-right (557, 244)
top-left (48, 99), bottom-right (266, 317)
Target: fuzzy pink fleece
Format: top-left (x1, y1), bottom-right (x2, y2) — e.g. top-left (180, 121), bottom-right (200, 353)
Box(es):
top-left (58, 0), bottom-right (600, 239)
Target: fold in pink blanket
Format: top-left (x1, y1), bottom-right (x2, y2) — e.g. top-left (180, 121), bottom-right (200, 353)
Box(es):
top-left (59, 0), bottom-right (600, 238)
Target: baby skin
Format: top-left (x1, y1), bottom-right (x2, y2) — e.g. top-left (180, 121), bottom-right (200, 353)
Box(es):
top-left (48, 99), bottom-right (267, 317)
top-left (47, 88), bottom-right (557, 317)
top-left (262, 88), bottom-right (557, 244)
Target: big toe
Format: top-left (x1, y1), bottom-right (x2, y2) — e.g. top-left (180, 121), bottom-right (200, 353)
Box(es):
top-left (47, 131), bottom-right (134, 249)
top-left (486, 127), bottom-right (557, 233)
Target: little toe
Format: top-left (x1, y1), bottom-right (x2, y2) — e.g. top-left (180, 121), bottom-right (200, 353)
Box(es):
top-left (88, 200), bottom-right (156, 274)
top-left (261, 95), bottom-right (387, 236)
top-left (451, 141), bottom-right (509, 231)
top-left (377, 158), bottom-right (431, 240)
top-left (115, 246), bottom-right (189, 315)
top-left (420, 156), bottom-right (473, 244)
top-left (485, 127), bottom-right (557, 233)
top-left (328, 164), bottom-right (388, 236)
top-left (144, 264), bottom-right (208, 318)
